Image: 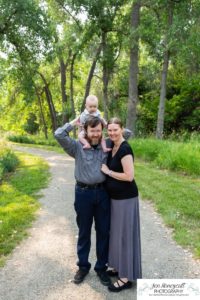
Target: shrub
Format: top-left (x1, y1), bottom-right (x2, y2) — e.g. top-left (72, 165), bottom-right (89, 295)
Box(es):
top-left (23, 113), bottom-right (39, 134)
top-left (0, 144), bottom-right (19, 181)
top-left (1, 150), bottom-right (19, 172)
top-left (8, 134), bottom-right (58, 147)
top-left (34, 136), bottom-right (58, 146)
top-left (8, 135), bottom-right (36, 144)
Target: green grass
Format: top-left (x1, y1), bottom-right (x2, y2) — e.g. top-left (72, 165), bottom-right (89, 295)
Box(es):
top-left (130, 138), bottom-right (200, 176)
top-left (135, 159), bottom-right (200, 258)
top-left (0, 152), bottom-right (50, 267)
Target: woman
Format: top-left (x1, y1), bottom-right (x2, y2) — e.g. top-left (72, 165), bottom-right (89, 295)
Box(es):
top-left (101, 117), bottom-right (142, 292)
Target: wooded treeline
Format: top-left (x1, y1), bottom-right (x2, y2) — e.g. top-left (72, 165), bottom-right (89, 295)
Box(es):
top-left (0, 0), bottom-right (199, 138)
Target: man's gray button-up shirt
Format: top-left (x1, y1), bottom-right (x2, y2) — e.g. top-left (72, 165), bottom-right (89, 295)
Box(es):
top-left (54, 123), bottom-right (108, 185)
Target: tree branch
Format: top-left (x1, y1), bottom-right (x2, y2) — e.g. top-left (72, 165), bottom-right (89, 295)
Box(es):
top-left (93, 74), bottom-right (102, 80)
top-left (0, 9), bottom-right (17, 35)
top-left (55, 0), bottom-right (82, 30)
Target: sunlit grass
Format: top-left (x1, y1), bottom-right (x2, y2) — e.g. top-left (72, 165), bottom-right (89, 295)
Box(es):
top-left (130, 138), bottom-right (200, 176)
top-left (135, 159), bottom-right (200, 258)
top-left (0, 152), bottom-right (49, 267)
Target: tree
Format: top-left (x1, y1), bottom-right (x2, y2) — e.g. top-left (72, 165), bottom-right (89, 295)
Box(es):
top-left (1, 0), bottom-right (200, 137)
top-left (156, 0), bottom-right (174, 139)
top-left (81, 43), bottom-right (102, 111)
top-left (60, 0), bottom-right (125, 118)
top-left (0, 0), bottom-right (51, 63)
top-left (126, 0), bottom-right (141, 135)
top-left (34, 84), bottom-right (48, 139)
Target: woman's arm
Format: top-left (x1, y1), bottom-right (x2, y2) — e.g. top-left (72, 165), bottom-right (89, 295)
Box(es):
top-left (101, 154), bottom-right (134, 182)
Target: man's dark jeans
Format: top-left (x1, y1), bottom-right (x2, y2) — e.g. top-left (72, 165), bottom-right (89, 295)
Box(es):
top-left (74, 184), bottom-right (110, 273)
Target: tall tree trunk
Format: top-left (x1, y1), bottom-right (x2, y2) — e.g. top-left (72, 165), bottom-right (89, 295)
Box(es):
top-left (34, 85), bottom-right (48, 139)
top-left (44, 86), bottom-right (57, 132)
top-left (81, 43), bottom-right (103, 112)
top-left (59, 56), bottom-right (68, 124)
top-left (156, 51), bottom-right (170, 139)
top-left (126, 0), bottom-right (141, 135)
top-left (102, 31), bottom-right (109, 120)
top-left (156, 1), bottom-right (174, 139)
top-left (70, 54), bottom-right (76, 120)
top-left (38, 72), bottom-right (57, 131)
top-left (70, 53), bottom-right (77, 138)
top-left (59, 50), bottom-right (72, 124)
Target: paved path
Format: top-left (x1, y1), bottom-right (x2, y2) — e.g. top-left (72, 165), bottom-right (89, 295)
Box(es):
top-left (0, 146), bottom-right (199, 300)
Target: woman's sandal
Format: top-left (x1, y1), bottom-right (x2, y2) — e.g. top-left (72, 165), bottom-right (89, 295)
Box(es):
top-left (108, 278), bottom-right (132, 292)
top-left (106, 269), bottom-right (119, 277)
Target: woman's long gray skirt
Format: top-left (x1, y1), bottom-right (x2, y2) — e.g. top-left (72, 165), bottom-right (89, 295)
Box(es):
top-left (108, 197), bottom-right (142, 281)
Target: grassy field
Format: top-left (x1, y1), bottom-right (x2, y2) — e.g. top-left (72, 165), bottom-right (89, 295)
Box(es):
top-left (135, 159), bottom-right (200, 258)
top-left (0, 152), bottom-right (49, 267)
top-left (130, 138), bottom-right (200, 176)
top-left (130, 137), bottom-right (200, 257)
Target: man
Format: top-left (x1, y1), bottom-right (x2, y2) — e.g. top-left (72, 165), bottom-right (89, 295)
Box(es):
top-left (54, 116), bottom-right (111, 286)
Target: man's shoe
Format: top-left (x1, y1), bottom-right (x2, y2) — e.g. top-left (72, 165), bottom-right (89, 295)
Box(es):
top-left (73, 269), bottom-right (89, 284)
top-left (97, 271), bottom-right (111, 286)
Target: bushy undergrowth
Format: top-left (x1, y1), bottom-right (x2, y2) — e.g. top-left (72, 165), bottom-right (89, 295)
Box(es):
top-left (7, 132), bottom-right (200, 176)
top-left (166, 131), bottom-right (200, 143)
top-left (8, 135), bottom-right (35, 144)
top-left (8, 134), bottom-right (58, 147)
top-left (33, 135), bottom-right (58, 146)
top-left (130, 138), bottom-right (200, 176)
top-left (0, 143), bottom-right (19, 181)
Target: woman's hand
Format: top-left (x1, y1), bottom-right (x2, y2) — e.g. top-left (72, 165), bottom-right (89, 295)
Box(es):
top-left (101, 164), bottom-right (110, 175)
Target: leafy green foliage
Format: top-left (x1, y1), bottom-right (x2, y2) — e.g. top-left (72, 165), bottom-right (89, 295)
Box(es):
top-left (0, 0), bottom-right (52, 60)
top-left (0, 0), bottom-right (200, 137)
top-left (23, 113), bottom-right (39, 134)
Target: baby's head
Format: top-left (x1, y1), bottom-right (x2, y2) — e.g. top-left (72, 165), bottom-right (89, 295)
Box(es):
top-left (85, 95), bottom-right (98, 114)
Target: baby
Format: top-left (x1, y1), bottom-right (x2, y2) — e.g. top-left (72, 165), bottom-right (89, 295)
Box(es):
top-left (78, 95), bottom-right (111, 152)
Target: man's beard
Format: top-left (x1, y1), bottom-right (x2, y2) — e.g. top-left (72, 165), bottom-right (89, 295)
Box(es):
top-left (87, 135), bottom-right (102, 146)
